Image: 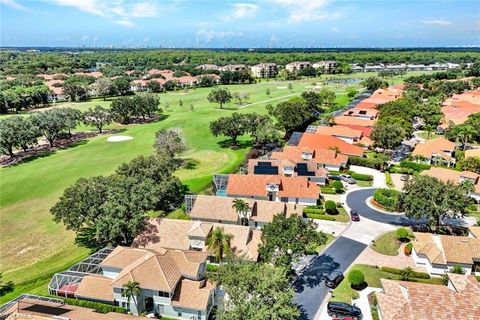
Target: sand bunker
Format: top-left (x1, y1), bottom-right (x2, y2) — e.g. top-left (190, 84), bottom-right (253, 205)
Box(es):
top-left (276, 86), bottom-right (288, 89)
top-left (107, 135), bottom-right (133, 142)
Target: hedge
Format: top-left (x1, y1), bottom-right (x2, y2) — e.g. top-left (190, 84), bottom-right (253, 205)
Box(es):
top-left (320, 187), bottom-right (336, 194)
top-left (47, 296), bottom-right (128, 314)
top-left (304, 208), bottom-right (325, 215)
top-left (305, 213), bottom-right (336, 221)
top-left (373, 188), bottom-right (401, 211)
top-left (399, 161), bottom-right (431, 172)
top-left (348, 171), bottom-right (374, 181)
top-left (388, 166), bottom-right (414, 174)
top-left (206, 263), bottom-right (219, 272)
top-left (380, 266), bottom-right (430, 279)
top-left (332, 180), bottom-right (344, 191)
top-left (385, 172), bottom-right (394, 187)
top-left (349, 156), bottom-right (385, 170)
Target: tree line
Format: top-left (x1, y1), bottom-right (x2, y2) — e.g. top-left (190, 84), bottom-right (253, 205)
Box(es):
top-left (0, 93), bottom-right (161, 157)
top-left (2, 49), bottom-right (479, 76)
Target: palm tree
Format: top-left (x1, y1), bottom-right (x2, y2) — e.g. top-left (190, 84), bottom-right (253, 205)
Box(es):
top-left (457, 125), bottom-right (475, 151)
top-left (122, 281), bottom-right (141, 313)
top-left (232, 198), bottom-right (250, 225)
top-left (206, 227), bottom-right (232, 263)
top-left (423, 124), bottom-right (434, 140)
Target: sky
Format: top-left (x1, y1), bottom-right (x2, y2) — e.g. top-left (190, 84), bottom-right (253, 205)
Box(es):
top-left (0, 0), bottom-right (479, 48)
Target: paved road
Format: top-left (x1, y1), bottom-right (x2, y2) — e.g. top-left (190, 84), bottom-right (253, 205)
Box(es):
top-left (293, 237), bottom-right (367, 320)
top-left (345, 188), bottom-right (422, 225)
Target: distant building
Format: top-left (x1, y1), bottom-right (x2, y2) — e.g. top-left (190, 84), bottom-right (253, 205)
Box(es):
top-left (195, 64), bottom-right (219, 71)
top-left (364, 64), bottom-right (384, 72)
top-left (285, 61), bottom-right (311, 72)
top-left (407, 64), bottom-right (427, 71)
top-left (350, 64), bottom-right (365, 73)
top-left (312, 61), bottom-right (337, 73)
top-left (218, 64), bottom-right (246, 72)
top-left (250, 63), bottom-right (278, 78)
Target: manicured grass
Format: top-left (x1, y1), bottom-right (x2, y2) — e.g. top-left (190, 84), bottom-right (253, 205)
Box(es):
top-left (333, 207), bottom-right (351, 223)
top-left (332, 264), bottom-right (445, 304)
top-left (315, 233), bottom-right (335, 253)
top-left (370, 231), bottom-right (402, 256)
top-left (416, 130), bottom-right (441, 140)
top-left (0, 71), bottom-right (430, 301)
top-left (166, 208), bottom-right (191, 220)
top-left (356, 180), bottom-right (373, 187)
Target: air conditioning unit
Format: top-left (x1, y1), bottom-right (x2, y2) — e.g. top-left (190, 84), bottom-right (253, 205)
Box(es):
top-left (266, 184), bottom-right (279, 191)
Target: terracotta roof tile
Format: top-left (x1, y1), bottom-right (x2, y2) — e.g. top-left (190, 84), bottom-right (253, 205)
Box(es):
top-left (333, 116), bottom-right (376, 127)
top-left (377, 275), bottom-right (480, 320)
top-left (171, 279), bottom-right (214, 310)
top-left (75, 275), bottom-right (114, 302)
top-left (412, 137), bottom-right (455, 160)
top-left (465, 148), bottom-right (480, 159)
top-left (315, 125), bottom-right (363, 139)
top-left (298, 133), bottom-right (365, 156)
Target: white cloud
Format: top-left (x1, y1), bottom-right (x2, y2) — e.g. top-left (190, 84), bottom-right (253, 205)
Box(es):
top-left (225, 3), bottom-right (259, 20)
top-left (331, 26), bottom-right (340, 32)
top-left (272, 0), bottom-right (340, 23)
top-left (130, 2), bottom-right (158, 17)
top-left (195, 28), bottom-right (242, 43)
top-left (53, 0), bottom-right (106, 16)
top-left (0, 0), bottom-right (30, 11)
top-left (51, 0), bottom-right (159, 21)
top-left (422, 19), bottom-right (452, 26)
top-left (114, 19), bottom-right (135, 28)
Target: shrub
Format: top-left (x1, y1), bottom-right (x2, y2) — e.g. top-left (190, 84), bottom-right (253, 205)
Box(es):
top-left (349, 156), bottom-right (386, 170)
top-left (450, 265), bottom-right (465, 274)
top-left (401, 267), bottom-right (414, 280)
top-left (348, 171), bottom-right (374, 181)
top-left (396, 228), bottom-right (409, 240)
top-left (380, 266), bottom-right (430, 279)
top-left (404, 243), bottom-right (413, 256)
top-left (306, 205), bottom-right (323, 210)
top-left (303, 208), bottom-right (325, 215)
top-left (388, 166), bottom-right (414, 174)
top-left (399, 160), bottom-right (431, 172)
top-left (476, 275), bottom-right (480, 282)
top-left (332, 180), bottom-right (343, 191)
top-left (305, 213), bottom-right (335, 221)
top-left (48, 296), bottom-right (128, 314)
top-left (348, 270), bottom-right (365, 287)
top-left (320, 187), bottom-right (336, 194)
top-left (467, 204), bottom-right (477, 211)
top-left (206, 263), bottom-right (219, 272)
top-left (385, 172), bottom-right (394, 187)
top-left (324, 200), bottom-right (337, 214)
top-left (373, 188), bottom-right (401, 211)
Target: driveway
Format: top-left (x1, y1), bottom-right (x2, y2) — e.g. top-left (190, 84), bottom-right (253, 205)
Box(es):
top-left (345, 188), bottom-right (421, 225)
top-left (293, 237), bottom-right (367, 320)
top-left (349, 165), bottom-right (387, 188)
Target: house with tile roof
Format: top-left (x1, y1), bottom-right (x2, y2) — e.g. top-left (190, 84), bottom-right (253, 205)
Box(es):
top-left (315, 125), bottom-right (373, 146)
top-left (411, 137), bottom-right (456, 167)
top-left (438, 90), bottom-right (480, 131)
top-left (376, 273), bottom-right (480, 320)
top-left (247, 158), bottom-right (328, 185)
top-left (1, 295), bottom-right (143, 320)
top-left (298, 133), bottom-right (365, 157)
top-left (412, 232), bottom-right (480, 275)
top-left (250, 63), bottom-right (278, 78)
top-left (184, 194), bottom-right (303, 228)
top-left (270, 145), bottom-right (349, 171)
top-left (420, 167), bottom-right (480, 202)
top-left (49, 247), bottom-right (215, 319)
top-left (224, 174), bottom-right (320, 206)
top-left (132, 218), bottom-right (262, 260)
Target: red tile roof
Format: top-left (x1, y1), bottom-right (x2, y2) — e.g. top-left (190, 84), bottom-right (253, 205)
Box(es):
top-left (226, 174), bottom-right (320, 200)
top-left (298, 133), bottom-right (365, 156)
top-left (333, 116), bottom-right (376, 127)
top-left (315, 125), bottom-right (363, 139)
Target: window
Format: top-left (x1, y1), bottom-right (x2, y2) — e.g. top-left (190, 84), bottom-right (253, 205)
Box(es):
top-left (158, 291), bottom-right (169, 298)
top-left (177, 312), bottom-right (182, 317)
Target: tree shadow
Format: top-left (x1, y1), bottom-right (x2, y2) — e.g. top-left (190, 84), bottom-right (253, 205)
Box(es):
top-left (218, 106), bottom-right (239, 111)
top-left (351, 281), bottom-right (368, 291)
top-left (217, 139), bottom-right (252, 149)
top-left (183, 158), bottom-right (200, 170)
top-left (293, 254), bottom-right (340, 293)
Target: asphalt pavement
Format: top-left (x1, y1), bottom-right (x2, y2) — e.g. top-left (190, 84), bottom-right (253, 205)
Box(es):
top-left (293, 236), bottom-right (367, 320)
top-left (345, 188), bottom-right (421, 225)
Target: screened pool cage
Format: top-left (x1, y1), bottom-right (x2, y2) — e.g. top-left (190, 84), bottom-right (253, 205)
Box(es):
top-left (213, 174), bottom-right (229, 196)
top-left (48, 247), bottom-right (114, 297)
top-left (185, 194), bottom-right (197, 214)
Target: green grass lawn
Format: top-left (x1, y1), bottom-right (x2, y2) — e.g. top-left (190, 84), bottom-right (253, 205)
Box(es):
top-left (0, 71), bottom-right (431, 302)
top-left (416, 130), bottom-right (441, 140)
top-left (356, 180), bottom-right (374, 187)
top-left (333, 207), bottom-right (351, 223)
top-left (370, 231), bottom-right (402, 256)
top-left (331, 264), bottom-right (445, 304)
top-left (315, 233), bottom-right (335, 253)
